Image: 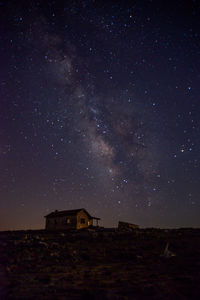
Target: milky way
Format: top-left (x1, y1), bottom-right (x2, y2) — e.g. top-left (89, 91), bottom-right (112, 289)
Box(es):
top-left (1, 0), bottom-right (200, 229)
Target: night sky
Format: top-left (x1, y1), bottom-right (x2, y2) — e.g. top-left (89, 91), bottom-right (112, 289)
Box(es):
top-left (1, 0), bottom-right (200, 230)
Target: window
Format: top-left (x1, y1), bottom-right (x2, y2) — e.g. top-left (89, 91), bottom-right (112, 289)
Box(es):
top-left (80, 218), bottom-right (85, 224)
top-left (67, 218), bottom-right (71, 224)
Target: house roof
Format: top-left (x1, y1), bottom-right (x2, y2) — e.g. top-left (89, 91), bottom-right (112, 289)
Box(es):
top-left (44, 208), bottom-right (100, 220)
top-left (118, 221), bottom-right (139, 226)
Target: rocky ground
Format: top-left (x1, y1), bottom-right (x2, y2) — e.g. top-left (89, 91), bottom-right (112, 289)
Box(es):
top-left (0, 228), bottom-right (200, 299)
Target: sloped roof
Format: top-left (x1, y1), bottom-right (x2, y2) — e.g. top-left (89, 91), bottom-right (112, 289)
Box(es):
top-left (44, 208), bottom-right (100, 220)
top-left (118, 221), bottom-right (139, 227)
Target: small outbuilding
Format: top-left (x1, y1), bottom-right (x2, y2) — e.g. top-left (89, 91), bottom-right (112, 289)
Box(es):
top-left (44, 208), bottom-right (100, 230)
top-left (118, 221), bottom-right (139, 231)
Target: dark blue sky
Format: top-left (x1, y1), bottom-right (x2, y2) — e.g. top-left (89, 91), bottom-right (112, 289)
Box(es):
top-left (1, 0), bottom-right (200, 230)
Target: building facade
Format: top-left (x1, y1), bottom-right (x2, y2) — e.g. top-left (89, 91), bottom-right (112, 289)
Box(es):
top-left (45, 208), bottom-right (100, 230)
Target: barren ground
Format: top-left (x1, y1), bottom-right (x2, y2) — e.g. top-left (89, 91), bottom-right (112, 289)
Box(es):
top-left (0, 228), bottom-right (200, 299)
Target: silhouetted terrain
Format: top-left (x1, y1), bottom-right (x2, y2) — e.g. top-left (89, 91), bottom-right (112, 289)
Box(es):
top-left (0, 228), bottom-right (200, 299)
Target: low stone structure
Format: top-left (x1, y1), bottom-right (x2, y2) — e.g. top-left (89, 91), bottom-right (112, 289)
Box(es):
top-left (118, 221), bottom-right (139, 231)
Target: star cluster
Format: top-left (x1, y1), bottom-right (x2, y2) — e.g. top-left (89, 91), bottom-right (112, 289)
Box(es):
top-left (0, 0), bottom-right (200, 229)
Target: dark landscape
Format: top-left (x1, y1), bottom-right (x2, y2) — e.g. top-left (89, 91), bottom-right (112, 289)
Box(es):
top-left (1, 228), bottom-right (200, 300)
top-left (1, 1), bottom-right (200, 299)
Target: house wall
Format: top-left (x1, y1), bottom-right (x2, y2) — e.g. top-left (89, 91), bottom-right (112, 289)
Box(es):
top-left (76, 210), bottom-right (92, 229)
top-left (45, 215), bottom-right (77, 230)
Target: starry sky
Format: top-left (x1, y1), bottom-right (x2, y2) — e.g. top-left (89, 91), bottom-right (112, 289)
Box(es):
top-left (1, 0), bottom-right (200, 230)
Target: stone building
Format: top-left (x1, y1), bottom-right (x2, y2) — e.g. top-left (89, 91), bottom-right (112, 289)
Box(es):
top-left (45, 208), bottom-right (100, 230)
top-left (118, 221), bottom-right (139, 231)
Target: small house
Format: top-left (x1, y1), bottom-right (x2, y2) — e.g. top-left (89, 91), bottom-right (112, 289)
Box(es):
top-left (44, 208), bottom-right (100, 230)
top-left (118, 221), bottom-right (139, 231)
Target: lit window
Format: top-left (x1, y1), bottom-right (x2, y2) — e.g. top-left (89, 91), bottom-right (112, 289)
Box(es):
top-left (67, 218), bottom-right (71, 224)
